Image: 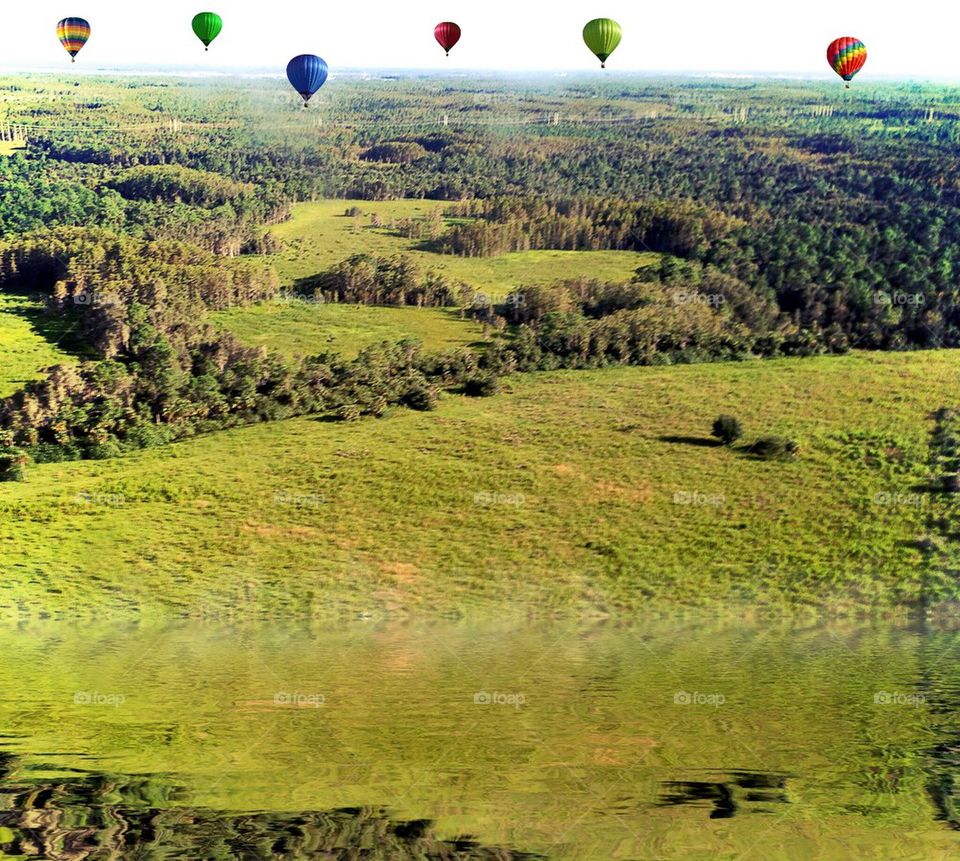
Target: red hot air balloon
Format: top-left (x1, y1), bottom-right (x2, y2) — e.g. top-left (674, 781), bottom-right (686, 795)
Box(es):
top-left (434, 22), bottom-right (461, 57)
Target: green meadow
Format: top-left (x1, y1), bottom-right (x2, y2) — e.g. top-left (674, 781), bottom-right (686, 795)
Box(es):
top-left (0, 350), bottom-right (955, 620)
top-left (213, 301), bottom-right (489, 359)
top-left (0, 293), bottom-right (75, 397)
top-left (219, 197), bottom-right (651, 364)
top-left (268, 199), bottom-right (656, 299)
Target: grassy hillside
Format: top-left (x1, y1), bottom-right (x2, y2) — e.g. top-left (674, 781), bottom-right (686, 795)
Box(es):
top-left (213, 302), bottom-right (489, 359)
top-left (269, 199), bottom-right (656, 299)
top-left (0, 350), bottom-right (956, 620)
top-left (0, 293), bottom-right (76, 397)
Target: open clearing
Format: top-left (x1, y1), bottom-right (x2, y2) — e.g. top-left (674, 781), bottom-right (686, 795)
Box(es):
top-left (213, 302), bottom-right (489, 359)
top-left (1, 350), bottom-right (955, 619)
top-left (268, 199), bottom-right (656, 299)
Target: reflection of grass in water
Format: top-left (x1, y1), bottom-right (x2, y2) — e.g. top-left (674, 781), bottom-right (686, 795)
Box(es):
top-left (0, 350), bottom-right (954, 617)
top-left (213, 302), bottom-right (490, 359)
top-left (269, 199), bottom-right (657, 300)
top-left (0, 620), bottom-right (956, 859)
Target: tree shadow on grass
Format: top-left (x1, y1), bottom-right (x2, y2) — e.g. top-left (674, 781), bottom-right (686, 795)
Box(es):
top-left (1, 290), bottom-right (94, 360)
top-left (657, 435), bottom-right (723, 448)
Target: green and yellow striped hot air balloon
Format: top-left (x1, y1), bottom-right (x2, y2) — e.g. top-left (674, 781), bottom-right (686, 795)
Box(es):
top-left (192, 12), bottom-right (223, 51)
top-left (583, 18), bottom-right (622, 68)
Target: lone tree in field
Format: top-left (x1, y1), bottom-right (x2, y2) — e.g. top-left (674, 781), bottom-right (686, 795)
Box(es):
top-left (712, 415), bottom-right (743, 446)
top-left (0, 447), bottom-right (28, 482)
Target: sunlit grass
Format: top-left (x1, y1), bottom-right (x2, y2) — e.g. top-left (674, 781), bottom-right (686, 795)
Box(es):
top-left (269, 199), bottom-right (657, 300)
top-left (0, 293), bottom-right (75, 397)
top-left (0, 140), bottom-right (25, 157)
top-left (213, 302), bottom-right (490, 359)
top-left (1, 350), bottom-right (956, 619)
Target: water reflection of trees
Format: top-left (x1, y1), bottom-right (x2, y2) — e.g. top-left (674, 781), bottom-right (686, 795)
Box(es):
top-left (657, 770), bottom-right (791, 820)
top-left (919, 627), bottom-right (960, 831)
top-left (0, 758), bottom-right (545, 860)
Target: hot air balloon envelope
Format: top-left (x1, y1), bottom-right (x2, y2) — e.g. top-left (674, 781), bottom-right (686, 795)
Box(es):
top-left (57, 17), bottom-right (90, 62)
top-left (286, 55), bottom-right (329, 107)
top-left (435, 22), bottom-right (461, 56)
top-left (827, 37), bottom-right (866, 83)
top-left (192, 12), bottom-right (223, 50)
top-left (583, 18), bottom-right (621, 68)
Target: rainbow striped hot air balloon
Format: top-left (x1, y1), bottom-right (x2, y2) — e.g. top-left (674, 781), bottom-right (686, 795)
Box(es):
top-left (827, 37), bottom-right (867, 87)
top-left (57, 17), bottom-right (91, 62)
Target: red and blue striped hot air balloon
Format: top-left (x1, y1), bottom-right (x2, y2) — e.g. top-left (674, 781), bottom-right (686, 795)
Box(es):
top-left (827, 37), bottom-right (866, 86)
top-left (57, 17), bottom-right (91, 62)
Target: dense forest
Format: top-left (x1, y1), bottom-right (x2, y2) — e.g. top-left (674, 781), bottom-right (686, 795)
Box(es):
top-left (1, 73), bottom-right (960, 464)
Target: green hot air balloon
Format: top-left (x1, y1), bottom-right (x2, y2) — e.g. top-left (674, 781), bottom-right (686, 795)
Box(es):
top-left (192, 12), bottom-right (223, 51)
top-left (583, 18), bottom-right (622, 68)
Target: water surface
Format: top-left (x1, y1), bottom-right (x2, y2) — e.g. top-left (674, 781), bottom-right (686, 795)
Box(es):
top-left (1, 619), bottom-right (959, 859)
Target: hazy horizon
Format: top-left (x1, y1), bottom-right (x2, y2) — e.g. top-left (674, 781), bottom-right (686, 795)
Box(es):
top-left (2, 0), bottom-right (956, 79)
top-left (2, 65), bottom-right (958, 87)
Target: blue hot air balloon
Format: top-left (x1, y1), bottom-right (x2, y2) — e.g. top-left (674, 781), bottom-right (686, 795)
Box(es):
top-left (286, 54), bottom-right (328, 107)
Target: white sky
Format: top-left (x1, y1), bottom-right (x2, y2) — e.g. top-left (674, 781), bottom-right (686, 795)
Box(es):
top-left (1, 1), bottom-right (957, 79)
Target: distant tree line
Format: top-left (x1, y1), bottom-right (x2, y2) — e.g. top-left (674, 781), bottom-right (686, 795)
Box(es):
top-left (305, 254), bottom-right (459, 307)
top-left (437, 197), bottom-right (744, 261)
top-left (0, 156), bottom-right (288, 256)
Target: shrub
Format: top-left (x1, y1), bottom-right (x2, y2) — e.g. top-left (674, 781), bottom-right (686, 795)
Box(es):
top-left (31, 443), bottom-right (83, 463)
top-left (748, 436), bottom-right (799, 460)
top-left (84, 441), bottom-right (124, 461)
top-left (369, 395), bottom-right (389, 418)
top-left (0, 447), bottom-right (29, 482)
top-left (712, 415), bottom-right (743, 445)
top-left (336, 403), bottom-right (362, 422)
top-left (402, 382), bottom-right (439, 412)
top-left (462, 374), bottom-right (500, 398)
